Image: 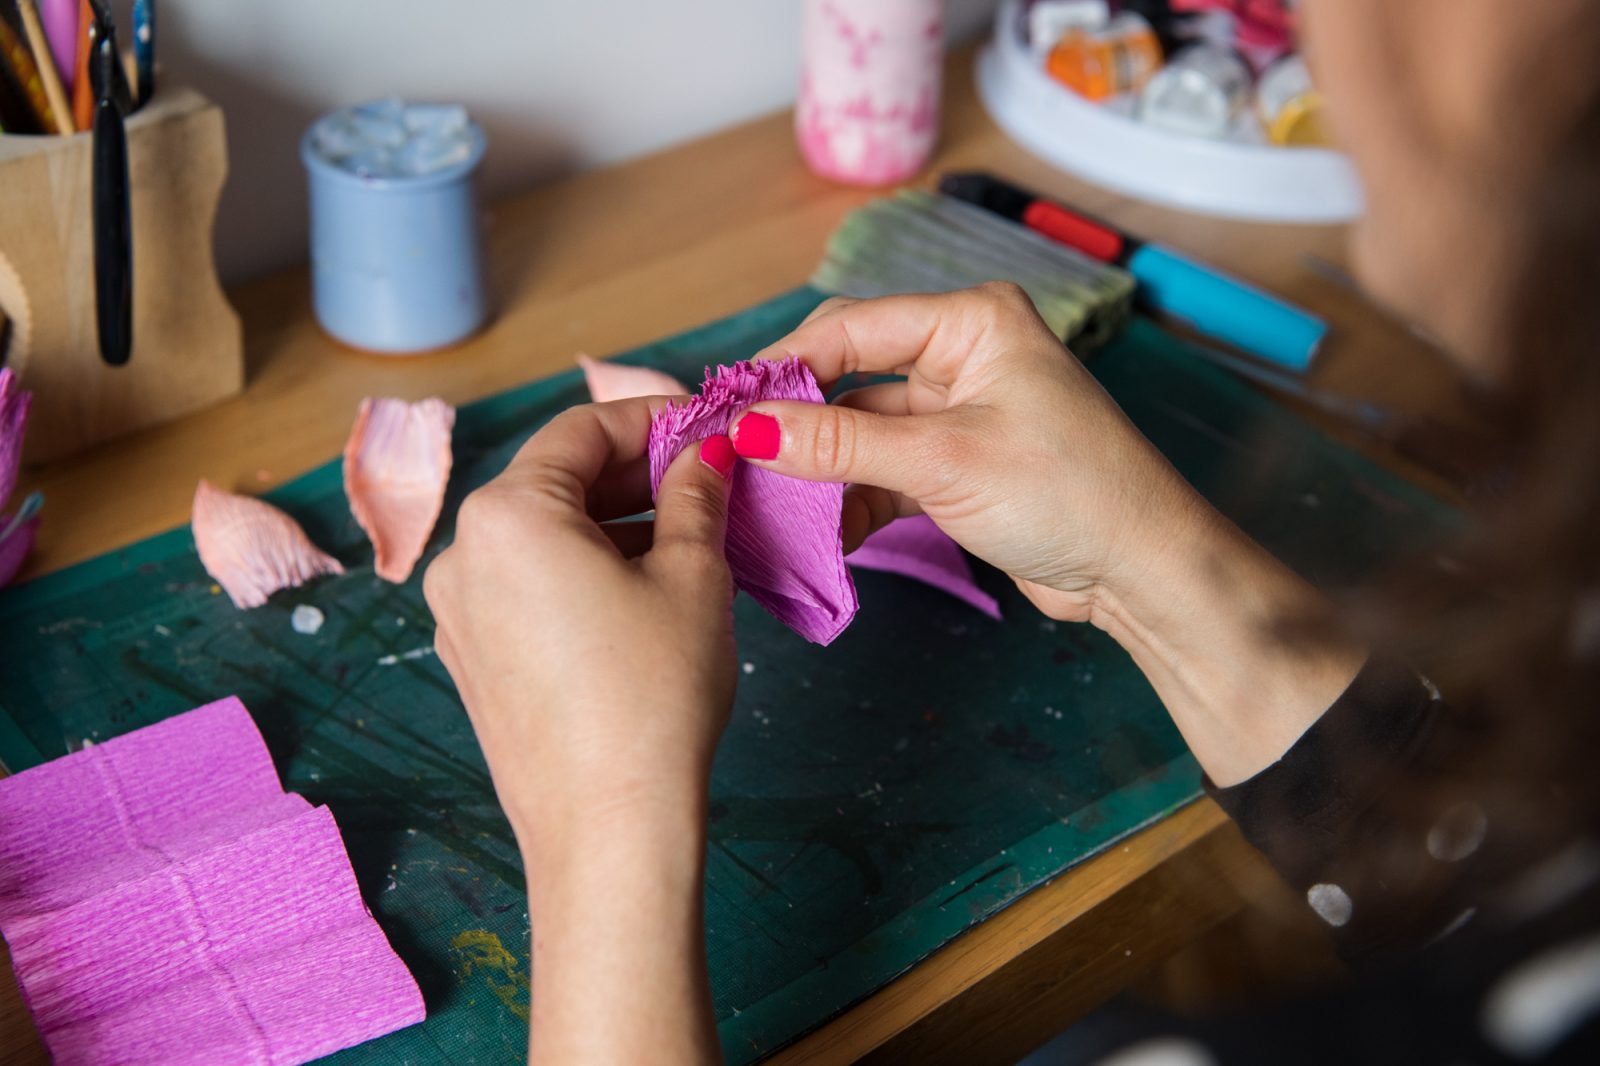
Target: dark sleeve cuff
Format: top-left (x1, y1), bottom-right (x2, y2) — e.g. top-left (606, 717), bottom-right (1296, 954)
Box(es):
top-left (1203, 656), bottom-right (1440, 894)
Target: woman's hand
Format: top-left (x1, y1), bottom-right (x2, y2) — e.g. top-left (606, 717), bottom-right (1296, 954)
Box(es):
top-left (735, 285), bottom-right (1367, 785)
top-left (735, 283), bottom-right (1205, 624)
top-left (424, 397), bottom-right (734, 1063)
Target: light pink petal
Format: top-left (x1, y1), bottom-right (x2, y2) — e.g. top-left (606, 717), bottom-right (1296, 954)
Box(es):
top-left (1, 366), bottom-right (33, 510)
top-left (849, 514), bottom-right (1002, 620)
top-left (192, 480), bottom-right (344, 609)
top-left (343, 397), bottom-right (455, 584)
top-left (0, 498), bottom-right (41, 587)
top-left (578, 354), bottom-right (689, 402)
top-left (649, 359), bottom-right (857, 645)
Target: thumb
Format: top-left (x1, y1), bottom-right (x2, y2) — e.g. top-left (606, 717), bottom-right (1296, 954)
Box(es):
top-left (729, 402), bottom-right (946, 496)
top-left (649, 434), bottom-right (735, 565)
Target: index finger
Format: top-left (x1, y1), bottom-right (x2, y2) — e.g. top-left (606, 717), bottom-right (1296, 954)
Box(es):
top-left (749, 284), bottom-right (1038, 396)
top-left (493, 395), bottom-right (676, 513)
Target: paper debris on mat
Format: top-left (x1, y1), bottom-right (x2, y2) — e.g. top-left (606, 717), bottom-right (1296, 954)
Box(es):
top-left (0, 367), bottom-right (41, 587)
top-left (649, 359), bottom-right (857, 645)
top-left (850, 514), bottom-right (1002, 620)
top-left (578, 353), bottom-right (688, 402)
top-left (344, 397), bottom-right (455, 583)
top-left (0, 698), bottom-right (425, 1065)
top-left (192, 480), bottom-right (344, 609)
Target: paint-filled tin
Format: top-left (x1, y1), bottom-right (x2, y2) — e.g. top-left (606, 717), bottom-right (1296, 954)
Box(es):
top-left (301, 101), bottom-right (488, 355)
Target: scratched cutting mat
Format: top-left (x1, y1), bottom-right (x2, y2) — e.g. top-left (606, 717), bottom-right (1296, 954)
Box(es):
top-left (0, 289), bottom-right (1458, 1063)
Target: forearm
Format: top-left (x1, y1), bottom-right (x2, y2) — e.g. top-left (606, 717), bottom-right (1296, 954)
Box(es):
top-left (1093, 500), bottom-right (1368, 787)
top-left (519, 788), bottom-right (721, 1064)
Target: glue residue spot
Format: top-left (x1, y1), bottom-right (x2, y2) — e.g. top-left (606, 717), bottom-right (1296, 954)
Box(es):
top-left (742, 661), bottom-right (756, 675)
top-left (291, 605), bottom-right (326, 635)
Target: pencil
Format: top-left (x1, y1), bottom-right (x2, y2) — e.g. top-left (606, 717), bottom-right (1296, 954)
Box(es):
top-left (0, 15), bottom-right (59, 133)
top-left (15, 0), bottom-right (74, 133)
top-left (71, 0), bottom-right (92, 129)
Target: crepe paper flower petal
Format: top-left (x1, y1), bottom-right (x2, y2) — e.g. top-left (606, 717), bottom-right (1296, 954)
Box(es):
top-left (192, 480), bottom-right (344, 609)
top-left (649, 358), bottom-right (858, 645)
top-left (1, 366), bottom-right (32, 512)
top-left (0, 491), bottom-right (42, 588)
top-left (343, 397), bottom-right (455, 584)
top-left (849, 514), bottom-right (1003, 620)
top-left (578, 353), bottom-right (689, 402)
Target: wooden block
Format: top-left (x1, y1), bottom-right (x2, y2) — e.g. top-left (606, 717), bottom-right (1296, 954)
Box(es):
top-left (0, 86), bottom-right (243, 462)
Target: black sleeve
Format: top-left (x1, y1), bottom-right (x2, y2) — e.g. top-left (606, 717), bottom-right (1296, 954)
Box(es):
top-left (1203, 657), bottom-right (1493, 966)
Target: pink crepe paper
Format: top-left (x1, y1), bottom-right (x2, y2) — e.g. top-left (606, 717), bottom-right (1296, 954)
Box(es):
top-left (649, 359), bottom-right (857, 645)
top-left (849, 515), bottom-right (1002, 620)
top-left (0, 698), bottom-right (425, 1065)
top-left (344, 397), bottom-right (455, 583)
top-left (578, 354), bottom-right (688, 402)
top-left (192, 480), bottom-right (344, 609)
top-left (1, 367), bottom-right (41, 587)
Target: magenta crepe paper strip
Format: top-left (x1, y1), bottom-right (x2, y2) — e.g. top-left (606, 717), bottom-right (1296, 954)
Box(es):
top-left (1, 367), bottom-right (40, 587)
top-left (848, 515), bottom-right (1003, 620)
top-left (0, 699), bottom-right (425, 1065)
top-left (648, 358), bottom-right (858, 645)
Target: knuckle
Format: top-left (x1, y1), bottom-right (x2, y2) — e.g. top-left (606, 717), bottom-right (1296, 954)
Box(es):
top-left (811, 295), bottom-right (855, 319)
top-left (975, 280), bottom-right (1029, 310)
top-left (663, 480), bottom-right (726, 526)
top-left (454, 486), bottom-right (534, 545)
top-left (453, 488), bottom-right (502, 536)
top-left (913, 419), bottom-right (972, 488)
top-left (810, 405), bottom-right (858, 477)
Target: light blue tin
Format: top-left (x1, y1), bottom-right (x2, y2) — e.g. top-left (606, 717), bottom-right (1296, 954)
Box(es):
top-left (300, 110), bottom-right (488, 354)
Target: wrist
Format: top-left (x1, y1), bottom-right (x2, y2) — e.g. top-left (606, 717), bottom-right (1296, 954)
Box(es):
top-left (1091, 502), bottom-right (1366, 787)
top-left (513, 772), bottom-right (710, 882)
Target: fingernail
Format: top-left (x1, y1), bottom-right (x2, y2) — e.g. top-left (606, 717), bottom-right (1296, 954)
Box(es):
top-left (732, 411), bottom-right (780, 460)
top-left (699, 434), bottom-right (736, 480)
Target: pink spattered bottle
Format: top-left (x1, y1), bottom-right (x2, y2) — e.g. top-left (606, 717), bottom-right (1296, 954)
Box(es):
top-left (796, 0), bottom-right (944, 186)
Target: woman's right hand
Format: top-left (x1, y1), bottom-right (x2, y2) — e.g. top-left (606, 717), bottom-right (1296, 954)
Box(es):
top-left (734, 284), bottom-right (1367, 786)
top-left (733, 283), bottom-right (1210, 624)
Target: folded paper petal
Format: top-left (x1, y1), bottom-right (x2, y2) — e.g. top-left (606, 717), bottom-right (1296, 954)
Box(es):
top-left (578, 354), bottom-right (689, 402)
top-left (649, 359), bottom-right (857, 645)
top-left (192, 480), bottom-right (344, 609)
top-left (0, 366), bottom-right (30, 510)
top-left (0, 699), bottom-right (426, 1065)
top-left (849, 515), bottom-right (1002, 620)
top-left (344, 397), bottom-right (455, 583)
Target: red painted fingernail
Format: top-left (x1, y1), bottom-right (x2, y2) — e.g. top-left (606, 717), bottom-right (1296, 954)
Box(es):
top-left (732, 412), bottom-right (780, 460)
top-left (699, 434), bottom-right (736, 480)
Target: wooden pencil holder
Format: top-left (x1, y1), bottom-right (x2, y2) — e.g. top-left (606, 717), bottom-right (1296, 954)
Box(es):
top-left (0, 85), bottom-right (243, 463)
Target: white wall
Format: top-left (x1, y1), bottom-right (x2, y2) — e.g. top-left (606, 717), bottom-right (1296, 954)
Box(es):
top-left (147, 1), bottom-right (999, 284)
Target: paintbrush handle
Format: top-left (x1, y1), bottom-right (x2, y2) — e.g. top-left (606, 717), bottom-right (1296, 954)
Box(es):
top-left (92, 84), bottom-right (132, 365)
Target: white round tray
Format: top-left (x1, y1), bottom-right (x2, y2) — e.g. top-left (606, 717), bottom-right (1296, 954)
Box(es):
top-left (974, 0), bottom-right (1364, 223)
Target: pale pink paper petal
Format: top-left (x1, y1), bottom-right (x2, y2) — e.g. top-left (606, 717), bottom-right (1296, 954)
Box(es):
top-left (0, 494), bottom-right (41, 587)
top-left (849, 514), bottom-right (1003, 620)
top-left (192, 480), bottom-right (344, 609)
top-left (578, 353), bottom-right (689, 402)
top-left (0, 700), bottom-right (425, 1065)
top-left (0, 366), bottom-right (31, 509)
top-left (649, 359), bottom-right (857, 645)
top-left (343, 397), bottom-right (455, 583)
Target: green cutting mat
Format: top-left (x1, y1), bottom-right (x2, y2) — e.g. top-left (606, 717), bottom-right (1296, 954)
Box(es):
top-left (0, 289), bottom-right (1456, 1063)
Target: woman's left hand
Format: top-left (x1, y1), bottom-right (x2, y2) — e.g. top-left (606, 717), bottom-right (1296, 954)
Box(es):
top-left (424, 397), bottom-right (735, 1063)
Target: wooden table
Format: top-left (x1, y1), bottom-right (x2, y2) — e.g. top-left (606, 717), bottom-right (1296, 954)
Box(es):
top-left (1, 42), bottom-right (1470, 1066)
